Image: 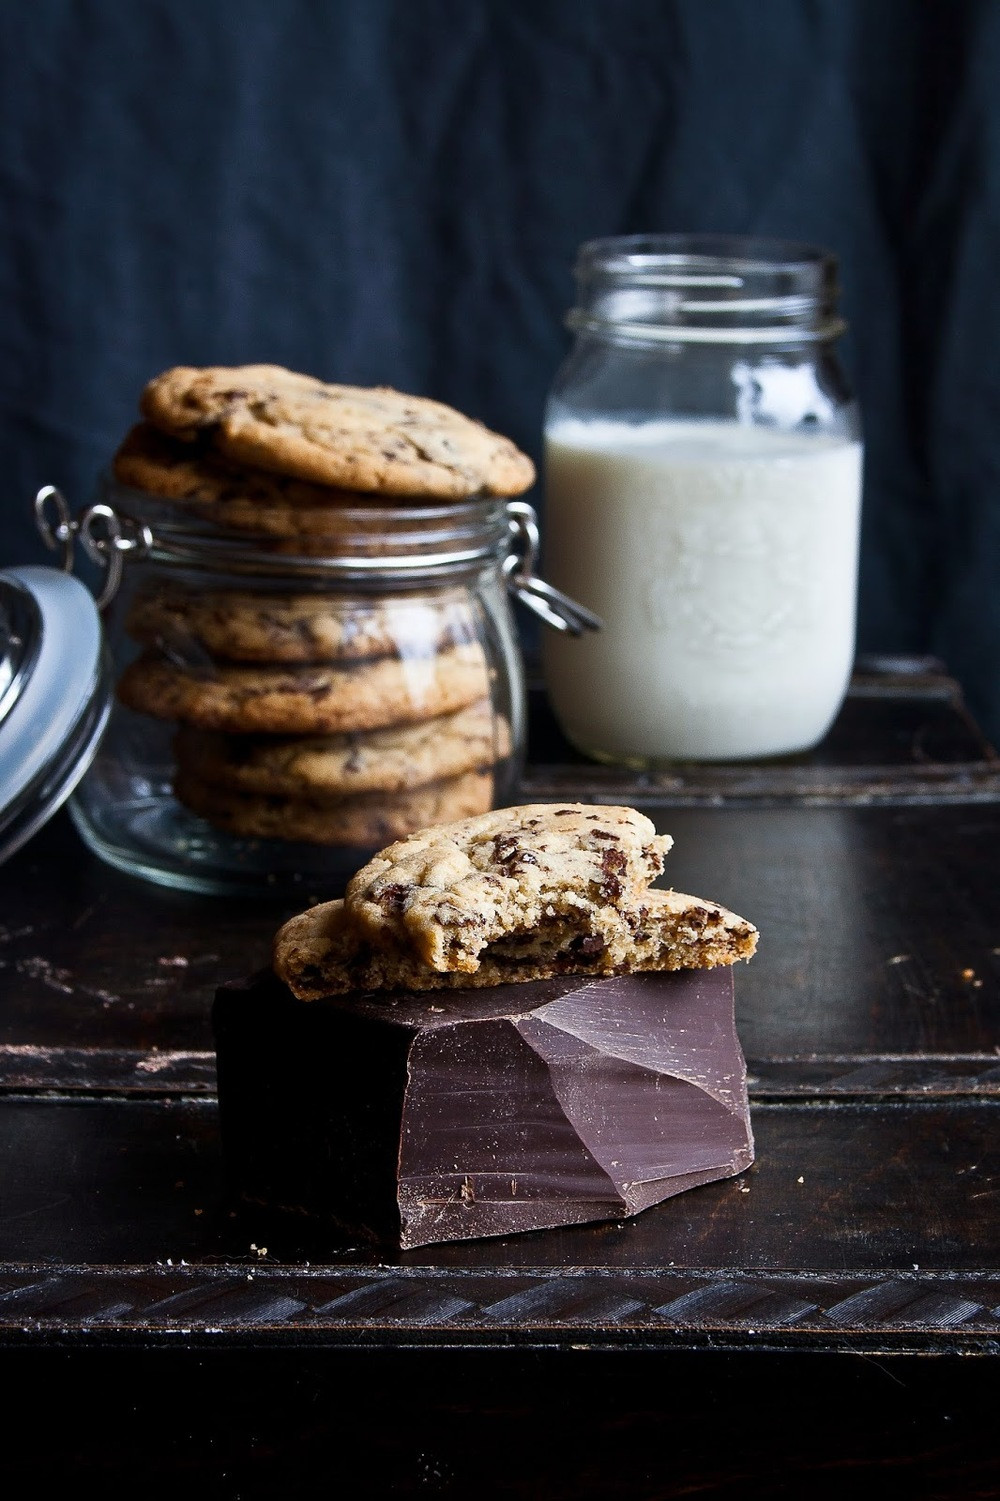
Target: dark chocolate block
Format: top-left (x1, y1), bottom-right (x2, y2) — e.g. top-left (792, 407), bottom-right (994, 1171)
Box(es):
top-left (212, 967), bottom-right (754, 1250)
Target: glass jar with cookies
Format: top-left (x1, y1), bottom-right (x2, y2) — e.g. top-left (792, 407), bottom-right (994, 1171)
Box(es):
top-left (57, 365), bottom-right (590, 895)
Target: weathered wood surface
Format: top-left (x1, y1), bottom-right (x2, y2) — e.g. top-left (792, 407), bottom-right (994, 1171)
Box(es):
top-left (0, 668), bottom-right (997, 1348)
top-left (1, 1095), bottom-right (998, 1345)
top-left (1, 664), bottom-right (999, 1494)
top-left (2, 802), bottom-right (997, 1073)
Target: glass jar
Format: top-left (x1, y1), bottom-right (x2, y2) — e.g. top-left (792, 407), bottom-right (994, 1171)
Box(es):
top-left (542, 233), bottom-right (863, 764)
top-left (58, 479), bottom-right (545, 895)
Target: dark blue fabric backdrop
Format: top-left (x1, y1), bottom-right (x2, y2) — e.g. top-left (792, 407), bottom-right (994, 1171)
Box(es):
top-left (2, 0), bottom-right (998, 740)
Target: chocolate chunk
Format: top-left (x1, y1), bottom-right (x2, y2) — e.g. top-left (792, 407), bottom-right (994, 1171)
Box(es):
top-left (378, 883), bottom-right (410, 913)
top-left (213, 967), bottom-right (754, 1250)
top-left (599, 847), bottom-right (627, 901)
top-left (570, 933), bottom-right (606, 955)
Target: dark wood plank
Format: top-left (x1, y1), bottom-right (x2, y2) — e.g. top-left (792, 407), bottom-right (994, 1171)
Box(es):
top-left (6, 1043), bottom-right (1000, 1100)
top-left (1, 1096), bottom-right (997, 1303)
top-left (522, 757), bottom-right (1000, 807)
top-left (0, 814), bottom-right (296, 1054)
top-left (662, 803), bottom-right (1000, 1061)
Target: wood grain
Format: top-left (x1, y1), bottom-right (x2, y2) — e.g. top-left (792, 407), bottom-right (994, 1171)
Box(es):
top-left (0, 665), bottom-right (998, 1495)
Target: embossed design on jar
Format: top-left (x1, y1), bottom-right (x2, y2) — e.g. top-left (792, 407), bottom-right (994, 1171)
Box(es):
top-left (643, 506), bottom-right (810, 660)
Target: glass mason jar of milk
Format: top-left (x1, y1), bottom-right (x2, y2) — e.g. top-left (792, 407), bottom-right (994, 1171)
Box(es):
top-left (542, 234), bottom-right (863, 764)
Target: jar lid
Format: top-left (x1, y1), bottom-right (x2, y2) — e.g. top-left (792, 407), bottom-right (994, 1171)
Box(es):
top-left (0, 565), bottom-right (111, 864)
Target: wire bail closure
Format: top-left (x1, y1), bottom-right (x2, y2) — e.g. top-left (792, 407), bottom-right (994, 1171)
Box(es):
top-left (32, 487), bottom-right (600, 635)
top-left (34, 486), bottom-right (152, 611)
top-left (503, 501), bottom-right (602, 636)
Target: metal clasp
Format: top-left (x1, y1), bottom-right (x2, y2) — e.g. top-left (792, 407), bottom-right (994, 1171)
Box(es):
top-left (503, 500), bottom-right (602, 636)
top-left (34, 486), bottom-right (152, 610)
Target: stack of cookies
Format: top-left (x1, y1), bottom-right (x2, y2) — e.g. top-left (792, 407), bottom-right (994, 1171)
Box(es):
top-left (110, 365), bottom-right (536, 848)
top-left (273, 802), bottom-right (758, 997)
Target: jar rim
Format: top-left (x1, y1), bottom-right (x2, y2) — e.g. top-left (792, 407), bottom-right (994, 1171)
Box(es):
top-left (575, 232), bottom-right (837, 278)
top-left (569, 232), bottom-right (844, 346)
top-left (101, 473), bottom-right (515, 587)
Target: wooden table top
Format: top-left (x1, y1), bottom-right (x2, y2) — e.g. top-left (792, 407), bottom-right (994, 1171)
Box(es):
top-left (2, 657), bottom-right (998, 1495)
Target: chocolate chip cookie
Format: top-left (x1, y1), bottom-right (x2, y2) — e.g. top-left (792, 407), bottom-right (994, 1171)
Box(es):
top-left (113, 423), bottom-right (376, 540)
top-left (273, 887), bottom-right (758, 999)
top-left (126, 582), bottom-right (477, 664)
top-left (175, 768), bottom-right (494, 847)
top-left (344, 803), bottom-right (673, 974)
top-left (117, 641), bottom-right (490, 734)
top-left (139, 365), bottom-right (536, 498)
top-left (173, 699), bottom-right (510, 798)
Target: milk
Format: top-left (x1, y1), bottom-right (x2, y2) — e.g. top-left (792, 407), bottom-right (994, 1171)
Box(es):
top-left (542, 420), bottom-right (863, 762)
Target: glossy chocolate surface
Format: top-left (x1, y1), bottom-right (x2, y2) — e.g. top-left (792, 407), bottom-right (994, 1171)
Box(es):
top-left (212, 966), bottom-right (753, 1249)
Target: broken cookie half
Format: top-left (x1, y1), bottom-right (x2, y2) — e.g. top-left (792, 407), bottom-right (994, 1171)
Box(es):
top-left (273, 887), bottom-right (757, 1001)
top-left (342, 802), bottom-right (674, 975)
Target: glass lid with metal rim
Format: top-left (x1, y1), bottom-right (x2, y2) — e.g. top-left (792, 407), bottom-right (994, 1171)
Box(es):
top-left (0, 564), bottom-right (111, 865)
